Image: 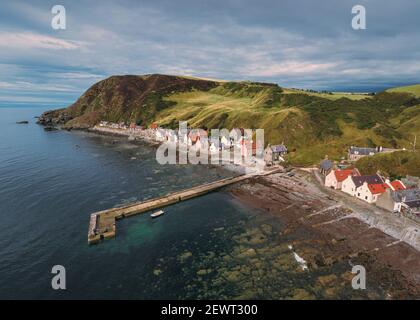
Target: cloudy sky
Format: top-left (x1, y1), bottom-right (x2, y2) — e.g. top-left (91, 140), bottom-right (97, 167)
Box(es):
top-left (1, 0), bottom-right (420, 107)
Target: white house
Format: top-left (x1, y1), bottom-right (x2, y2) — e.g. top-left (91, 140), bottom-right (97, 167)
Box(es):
top-left (240, 140), bottom-right (256, 158)
top-left (181, 132), bottom-right (189, 145)
top-left (325, 169), bottom-right (360, 190)
top-left (356, 181), bottom-right (389, 203)
top-left (209, 141), bottom-right (219, 153)
top-left (155, 129), bottom-right (166, 141)
top-left (221, 136), bottom-right (231, 149)
top-left (341, 174), bottom-right (384, 197)
top-left (165, 130), bottom-right (178, 144)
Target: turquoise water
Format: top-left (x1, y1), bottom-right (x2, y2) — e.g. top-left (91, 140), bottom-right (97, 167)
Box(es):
top-left (0, 107), bottom-right (254, 299)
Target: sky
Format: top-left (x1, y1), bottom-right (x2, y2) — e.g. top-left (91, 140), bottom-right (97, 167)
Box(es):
top-left (0, 0), bottom-right (420, 107)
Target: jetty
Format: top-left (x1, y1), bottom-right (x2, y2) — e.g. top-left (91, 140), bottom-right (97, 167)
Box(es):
top-left (88, 169), bottom-right (281, 244)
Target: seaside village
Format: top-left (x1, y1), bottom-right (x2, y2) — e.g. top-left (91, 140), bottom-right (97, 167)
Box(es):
top-left (321, 146), bottom-right (420, 222)
top-left (96, 121), bottom-right (288, 167)
top-left (96, 121), bottom-right (420, 222)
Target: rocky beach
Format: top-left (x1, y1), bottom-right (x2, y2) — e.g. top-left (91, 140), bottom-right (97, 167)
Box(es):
top-left (227, 170), bottom-right (420, 299)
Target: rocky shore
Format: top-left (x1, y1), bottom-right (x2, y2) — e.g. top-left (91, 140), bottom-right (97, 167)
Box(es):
top-left (228, 170), bottom-right (420, 299)
top-left (37, 109), bottom-right (72, 127)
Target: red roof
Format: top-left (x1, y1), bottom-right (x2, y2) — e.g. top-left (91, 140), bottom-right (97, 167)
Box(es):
top-left (334, 169), bottom-right (357, 182)
top-left (368, 183), bottom-right (389, 195)
top-left (389, 180), bottom-right (406, 191)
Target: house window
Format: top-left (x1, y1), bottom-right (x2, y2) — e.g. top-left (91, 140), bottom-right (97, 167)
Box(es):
top-left (365, 196), bottom-right (368, 200)
top-left (358, 193), bottom-right (360, 196)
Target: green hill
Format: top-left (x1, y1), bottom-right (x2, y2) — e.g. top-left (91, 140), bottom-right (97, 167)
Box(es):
top-left (38, 75), bottom-right (420, 167)
top-left (386, 84), bottom-right (420, 97)
top-left (356, 150), bottom-right (420, 179)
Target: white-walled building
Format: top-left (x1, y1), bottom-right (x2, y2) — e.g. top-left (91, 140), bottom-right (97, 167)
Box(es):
top-left (325, 169), bottom-right (360, 190)
top-left (356, 182), bottom-right (389, 203)
top-left (341, 174), bottom-right (384, 197)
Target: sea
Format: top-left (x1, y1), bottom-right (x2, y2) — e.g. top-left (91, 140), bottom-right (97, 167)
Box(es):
top-left (0, 106), bottom-right (386, 299)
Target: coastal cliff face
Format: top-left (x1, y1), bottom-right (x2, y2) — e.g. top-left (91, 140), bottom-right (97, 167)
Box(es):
top-left (38, 74), bottom-right (219, 129)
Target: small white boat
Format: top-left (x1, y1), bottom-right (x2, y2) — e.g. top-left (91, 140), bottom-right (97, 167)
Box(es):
top-left (150, 210), bottom-right (164, 218)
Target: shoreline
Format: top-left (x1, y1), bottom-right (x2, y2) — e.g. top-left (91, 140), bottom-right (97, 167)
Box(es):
top-left (88, 126), bottom-right (265, 176)
top-left (227, 170), bottom-right (420, 298)
top-left (42, 123), bottom-right (420, 297)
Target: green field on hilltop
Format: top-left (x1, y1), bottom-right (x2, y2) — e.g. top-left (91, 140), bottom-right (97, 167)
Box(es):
top-left (282, 88), bottom-right (373, 101)
top-left (386, 84), bottom-right (420, 97)
top-left (356, 150), bottom-right (420, 179)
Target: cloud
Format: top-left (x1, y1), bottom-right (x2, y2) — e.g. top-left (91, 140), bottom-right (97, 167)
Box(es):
top-left (0, 0), bottom-right (420, 105)
top-left (0, 32), bottom-right (82, 50)
top-left (245, 61), bottom-right (336, 77)
top-left (0, 80), bottom-right (79, 92)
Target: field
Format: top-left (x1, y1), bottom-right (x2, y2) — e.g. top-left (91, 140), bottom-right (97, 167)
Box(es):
top-left (282, 88), bottom-right (372, 101)
top-left (356, 150), bottom-right (420, 178)
top-left (386, 84), bottom-right (420, 97)
top-left (156, 82), bottom-right (420, 166)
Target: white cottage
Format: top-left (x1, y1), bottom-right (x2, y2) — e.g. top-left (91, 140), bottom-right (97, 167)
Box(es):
top-left (341, 174), bottom-right (384, 197)
top-left (325, 169), bottom-right (360, 190)
top-left (356, 181), bottom-right (389, 203)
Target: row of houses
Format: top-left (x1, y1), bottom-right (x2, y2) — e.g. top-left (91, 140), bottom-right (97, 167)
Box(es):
top-left (324, 168), bottom-right (420, 216)
top-left (155, 127), bottom-right (289, 164)
top-left (99, 121), bottom-right (289, 166)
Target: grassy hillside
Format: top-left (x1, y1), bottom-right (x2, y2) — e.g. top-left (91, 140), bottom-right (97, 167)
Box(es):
top-left (386, 84), bottom-right (420, 97)
top-left (60, 74), bottom-right (218, 129)
top-left (282, 88), bottom-right (373, 101)
top-left (158, 82), bottom-right (420, 165)
top-left (39, 75), bottom-right (420, 168)
top-left (356, 150), bottom-right (420, 179)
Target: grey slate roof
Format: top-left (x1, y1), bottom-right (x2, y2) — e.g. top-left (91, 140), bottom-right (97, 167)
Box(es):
top-left (392, 188), bottom-right (420, 203)
top-left (320, 159), bottom-right (333, 171)
top-left (270, 144), bottom-right (287, 153)
top-left (352, 174), bottom-right (384, 188)
top-left (349, 147), bottom-right (378, 155)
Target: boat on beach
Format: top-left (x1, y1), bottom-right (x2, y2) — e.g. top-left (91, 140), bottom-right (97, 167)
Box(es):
top-left (150, 210), bottom-right (164, 218)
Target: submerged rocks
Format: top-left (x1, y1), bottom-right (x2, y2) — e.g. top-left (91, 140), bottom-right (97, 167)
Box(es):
top-left (44, 126), bottom-right (58, 132)
top-left (178, 250), bottom-right (193, 263)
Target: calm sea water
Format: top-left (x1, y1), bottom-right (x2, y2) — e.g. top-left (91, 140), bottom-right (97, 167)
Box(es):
top-left (0, 107), bottom-right (386, 300)
top-left (0, 107), bottom-right (258, 299)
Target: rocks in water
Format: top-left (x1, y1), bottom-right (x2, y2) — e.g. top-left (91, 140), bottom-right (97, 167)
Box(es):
top-left (37, 109), bottom-right (72, 126)
top-left (196, 269), bottom-right (212, 276)
top-left (178, 250), bottom-right (193, 263)
top-left (153, 269), bottom-right (162, 276)
top-left (16, 121), bottom-right (29, 124)
top-left (44, 126), bottom-right (58, 132)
